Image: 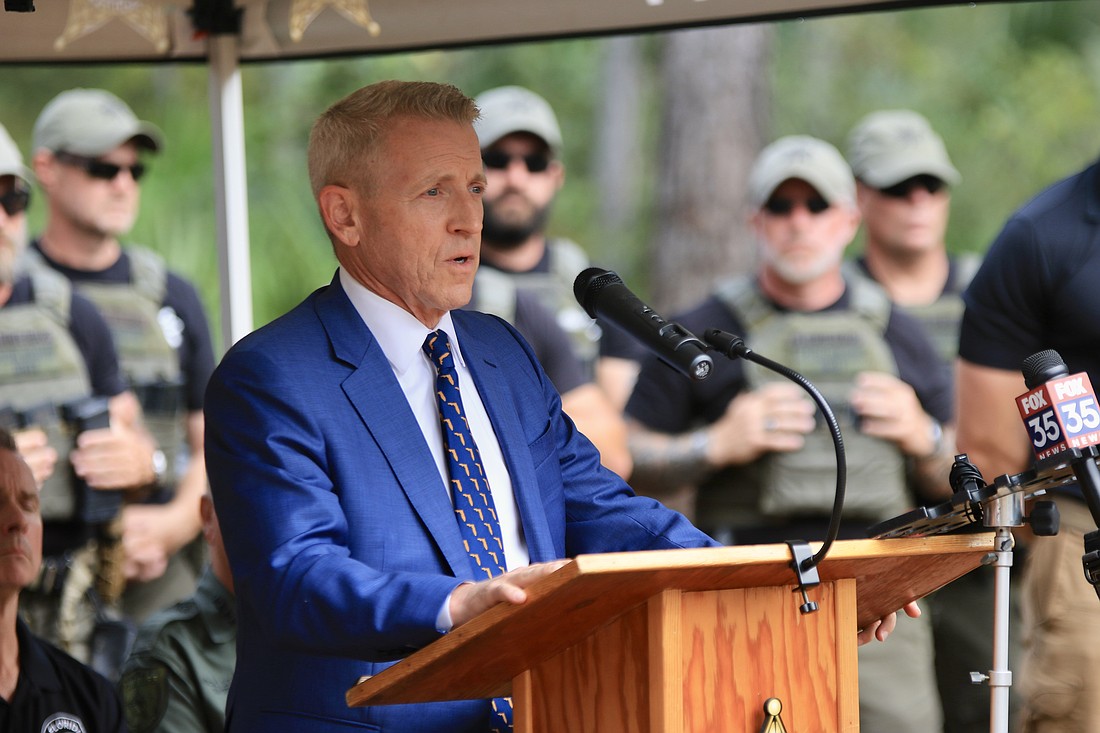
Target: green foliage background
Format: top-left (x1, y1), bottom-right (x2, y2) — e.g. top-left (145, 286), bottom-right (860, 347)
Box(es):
top-left (2, 1), bottom-right (1099, 351)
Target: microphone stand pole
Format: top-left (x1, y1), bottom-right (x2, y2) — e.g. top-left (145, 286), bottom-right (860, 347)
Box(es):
top-left (949, 454), bottom-right (1018, 733)
top-left (978, 499), bottom-right (1020, 733)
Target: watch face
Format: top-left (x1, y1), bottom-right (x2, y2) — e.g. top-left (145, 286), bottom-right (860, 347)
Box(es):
top-left (152, 449), bottom-right (167, 480)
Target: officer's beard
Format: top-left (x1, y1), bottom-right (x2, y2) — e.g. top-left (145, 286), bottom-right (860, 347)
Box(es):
top-left (760, 239), bottom-right (843, 286)
top-left (482, 197), bottom-right (552, 250)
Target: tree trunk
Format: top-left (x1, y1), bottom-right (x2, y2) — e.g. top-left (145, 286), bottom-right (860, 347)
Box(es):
top-left (651, 24), bottom-right (773, 314)
top-left (594, 36), bottom-right (644, 244)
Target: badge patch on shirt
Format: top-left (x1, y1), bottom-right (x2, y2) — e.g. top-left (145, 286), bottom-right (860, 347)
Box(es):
top-left (40, 713), bottom-right (87, 733)
top-left (120, 663), bottom-right (170, 733)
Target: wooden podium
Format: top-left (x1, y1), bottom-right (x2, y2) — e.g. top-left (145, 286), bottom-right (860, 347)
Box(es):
top-left (347, 535), bottom-right (994, 732)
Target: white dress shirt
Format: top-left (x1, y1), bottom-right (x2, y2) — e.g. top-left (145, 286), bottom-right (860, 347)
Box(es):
top-left (338, 270), bottom-right (531, 587)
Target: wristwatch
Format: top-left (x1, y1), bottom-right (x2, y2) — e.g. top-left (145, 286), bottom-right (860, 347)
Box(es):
top-left (151, 449), bottom-right (168, 485)
top-left (921, 419), bottom-right (944, 459)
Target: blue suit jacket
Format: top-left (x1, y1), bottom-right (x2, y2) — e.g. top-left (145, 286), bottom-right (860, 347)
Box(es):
top-left (205, 274), bottom-right (717, 732)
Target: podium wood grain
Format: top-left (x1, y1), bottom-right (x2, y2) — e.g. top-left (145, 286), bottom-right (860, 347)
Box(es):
top-left (347, 535), bottom-right (994, 731)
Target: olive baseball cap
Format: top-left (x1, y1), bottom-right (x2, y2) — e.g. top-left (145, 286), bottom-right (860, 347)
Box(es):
top-left (846, 109), bottom-right (960, 188)
top-left (748, 135), bottom-right (855, 208)
top-left (33, 88), bottom-right (163, 157)
top-left (0, 123), bottom-right (31, 185)
top-left (473, 86), bottom-right (563, 157)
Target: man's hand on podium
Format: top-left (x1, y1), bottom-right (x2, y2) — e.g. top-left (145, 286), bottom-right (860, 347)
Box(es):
top-left (450, 560), bottom-right (570, 629)
top-left (856, 600), bottom-right (921, 646)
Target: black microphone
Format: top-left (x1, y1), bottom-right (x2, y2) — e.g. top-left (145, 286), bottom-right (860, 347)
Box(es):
top-left (573, 267), bottom-right (712, 381)
top-left (1018, 349), bottom-right (1100, 464)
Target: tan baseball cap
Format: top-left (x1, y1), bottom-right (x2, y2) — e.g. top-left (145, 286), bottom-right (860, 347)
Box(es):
top-left (0, 123), bottom-right (31, 185)
top-left (33, 88), bottom-right (163, 157)
top-left (473, 86), bottom-right (563, 157)
top-left (748, 135), bottom-right (855, 208)
top-left (846, 109), bottom-right (960, 188)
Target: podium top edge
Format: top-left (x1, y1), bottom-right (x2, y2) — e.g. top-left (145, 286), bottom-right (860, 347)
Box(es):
top-left (569, 534), bottom-right (996, 574)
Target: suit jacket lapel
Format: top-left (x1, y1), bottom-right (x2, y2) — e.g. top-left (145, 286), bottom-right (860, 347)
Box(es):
top-left (454, 312), bottom-right (555, 563)
top-left (314, 276), bottom-right (474, 580)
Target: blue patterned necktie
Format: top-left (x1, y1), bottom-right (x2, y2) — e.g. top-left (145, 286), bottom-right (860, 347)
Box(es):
top-left (422, 329), bottom-right (513, 732)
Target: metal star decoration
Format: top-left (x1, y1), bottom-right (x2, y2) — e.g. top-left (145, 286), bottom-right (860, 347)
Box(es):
top-left (55, 0), bottom-right (171, 52)
top-left (289, 0), bottom-right (381, 42)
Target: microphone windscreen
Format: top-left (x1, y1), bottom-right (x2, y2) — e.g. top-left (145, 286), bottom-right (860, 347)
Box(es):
top-left (1022, 349), bottom-right (1069, 389)
top-left (573, 267), bottom-right (619, 319)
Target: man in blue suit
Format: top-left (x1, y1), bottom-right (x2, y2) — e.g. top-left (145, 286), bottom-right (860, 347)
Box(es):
top-left (204, 80), bottom-right (909, 733)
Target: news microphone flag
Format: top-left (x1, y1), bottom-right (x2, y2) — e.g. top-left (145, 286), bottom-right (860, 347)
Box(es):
top-left (1017, 350), bottom-right (1100, 461)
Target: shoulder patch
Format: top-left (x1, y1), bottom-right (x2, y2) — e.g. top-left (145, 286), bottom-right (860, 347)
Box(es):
top-left (120, 663), bottom-right (170, 733)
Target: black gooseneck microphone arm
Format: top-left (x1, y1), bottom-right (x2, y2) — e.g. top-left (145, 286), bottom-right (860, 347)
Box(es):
top-left (573, 269), bottom-right (848, 612)
top-left (703, 329), bottom-right (847, 583)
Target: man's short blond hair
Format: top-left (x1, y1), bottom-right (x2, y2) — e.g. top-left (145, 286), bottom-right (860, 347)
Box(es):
top-left (308, 80), bottom-right (480, 199)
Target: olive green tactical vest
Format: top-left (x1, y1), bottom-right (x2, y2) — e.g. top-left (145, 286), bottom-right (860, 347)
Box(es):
top-left (702, 276), bottom-right (910, 526)
top-left (897, 254), bottom-right (981, 364)
top-left (470, 266), bottom-right (520, 322)
top-left (487, 238), bottom-right (601, 371)
top-left (26, 246), bottom-right (185, 491)
top-left (841, 254), bottom-right (981, 365)
top-left (0, 269), bottom-right (92, 521)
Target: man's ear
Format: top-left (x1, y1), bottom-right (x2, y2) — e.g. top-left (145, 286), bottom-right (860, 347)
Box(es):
top-left (31, 150), bottom-right (58, 190)
top-left (549, 159), bottom-right (566, 193)
top-left (855, 181), bottom-right (874, 209)
top-left (748, 208), bottom-right (765, 238)
top-left (318, 185), bottom-right (360, 247)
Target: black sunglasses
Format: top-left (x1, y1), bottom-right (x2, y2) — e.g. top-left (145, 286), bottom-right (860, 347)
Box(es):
top-left (55, 151), bottom-right (147, 182)
top-left (482, 150), bottom-right (551, 174)
top-left (763, 196), bottom-right (831, 216)
top-left (876, 174), bottom-right (945, 199)
top-left (0, 186), bottom-right (30, 217)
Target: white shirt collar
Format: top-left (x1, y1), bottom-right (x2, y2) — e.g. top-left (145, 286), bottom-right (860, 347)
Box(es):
top-left (338, 268), bottom-right (467, 375)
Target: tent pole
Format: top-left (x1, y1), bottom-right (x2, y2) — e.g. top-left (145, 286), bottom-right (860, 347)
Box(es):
top-left (207, 31), bottom-right (253, 350)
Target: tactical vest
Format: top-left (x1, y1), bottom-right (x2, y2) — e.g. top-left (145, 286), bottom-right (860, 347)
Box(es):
top-left (26, 246), bottom-right (185, 491)
top-left (490, 239), bottom-right (602, 371)
top-left (0, 270), bottom-right (92, 521)
top-left (469, 266), bottom-right (519, 323)
top-left (702, 276), bottom-right (910, 526)
top-left (842, 254), bottom-right (981, 365)
top-left (899, 254), bottom-right (981, 364)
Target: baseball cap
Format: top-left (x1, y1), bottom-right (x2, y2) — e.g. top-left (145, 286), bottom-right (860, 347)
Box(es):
top-left (0, 123), bottom-right (31, 186)
top-left (748, 135), bottom-right (855, 208)
top-left (846, 109), bottom-right (960, 189)
top-left (33, 88), bottom-right (163, 157)
top-left (474, 86), bottom-right (563, 157)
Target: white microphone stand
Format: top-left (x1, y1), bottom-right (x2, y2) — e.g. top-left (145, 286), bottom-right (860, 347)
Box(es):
top-left (973, 501), bottom-right (1021, 733)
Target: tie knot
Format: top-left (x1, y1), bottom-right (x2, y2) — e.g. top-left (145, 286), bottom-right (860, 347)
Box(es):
top-left (422, 329), bottom-right (455, 371)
